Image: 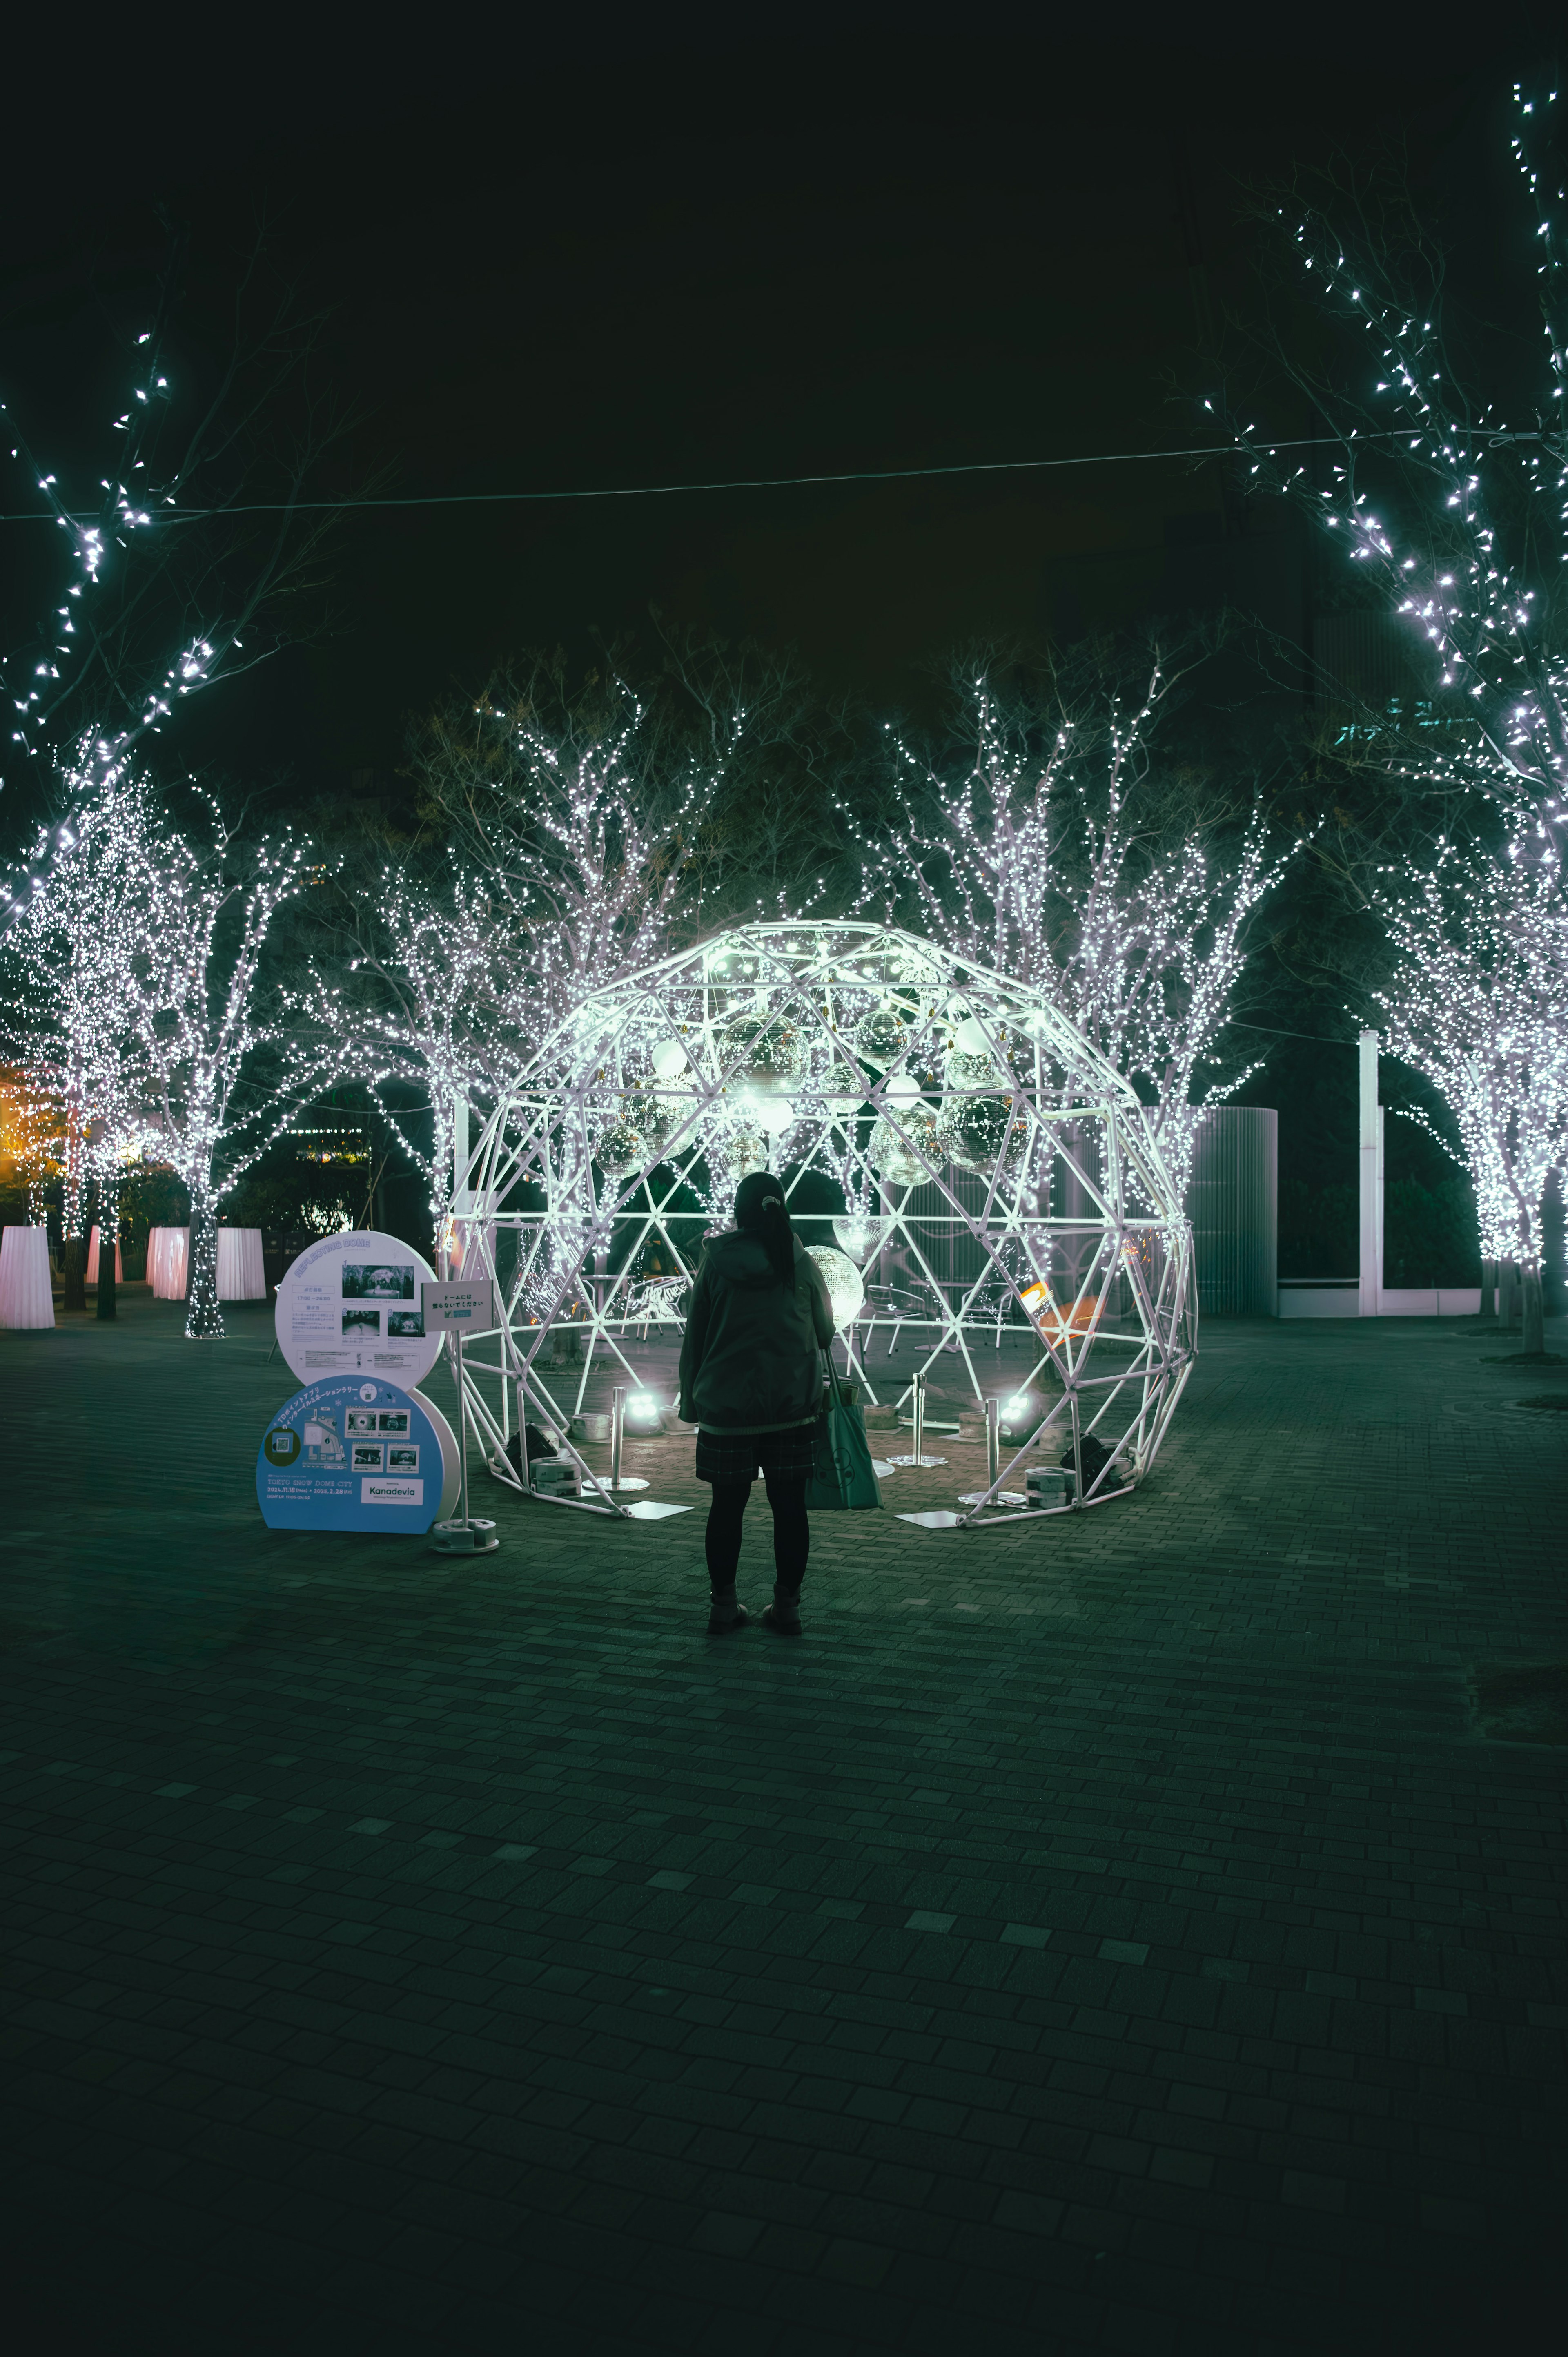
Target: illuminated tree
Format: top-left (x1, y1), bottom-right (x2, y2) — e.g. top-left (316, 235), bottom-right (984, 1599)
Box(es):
top-left (0, 226), bottom-right (343, 928)
top-left (333, 670), bottom-right (746, 1227)
top-left (0, 776), bottom-right (158, 1306)
top-left (311, 862), bottom-right (532, 1220)
top-left (1217, 80), bottom-right (1568, 1315)
top-left (2, 769), bottom-right (318, 1338)
top-left (411, 676), bottom-right (720, 1036)
top-left (1372, 824), bottom-right (1568, 1355)
top-left (118, 798), bottom-right (316, 1338)
top-left (1222, 81), bottom-right (1566, 820)
top-left (0, 1066), bottom-right (63, 1231)
top-left (859, 660), bottom-right (1292, 1198)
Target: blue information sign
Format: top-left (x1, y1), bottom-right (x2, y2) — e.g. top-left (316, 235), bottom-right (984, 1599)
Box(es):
top-left (257, 1376), bottom-right (450, 1533)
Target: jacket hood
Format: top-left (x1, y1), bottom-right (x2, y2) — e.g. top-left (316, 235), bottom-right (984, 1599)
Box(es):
top-left (704, 1231), bottom-right (796, 1289)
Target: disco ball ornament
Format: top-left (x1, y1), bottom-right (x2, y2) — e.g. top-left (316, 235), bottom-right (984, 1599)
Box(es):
top-left (831, 1213), bottom-right (889, 1262)
top-left (938, 1093), bottom-right (1025, 1176)
top-left (593, 1098), bottom-right (669, 1175)
top-left (718, 1012), bottom-right (805, 1095)
top-left (651, 1037), bottom-right (691, 1081)
top-left (814, 1059), bottom-right (865, 1113)
top-left (944, 1048), bottom-right (1000, 1090)
top-left (855, 1001), bottom-right (911, 1068)
top-left (869, 1106), bottom-right (940, 1185)
top-left (807, 1244), bottom-right (865, 1331)
top-left (716, 1123), bottom-right (768, 1177)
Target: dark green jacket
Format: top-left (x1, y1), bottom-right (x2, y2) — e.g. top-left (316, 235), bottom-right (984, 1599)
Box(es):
top-left (678, 1232), bottom-right (835, 1432)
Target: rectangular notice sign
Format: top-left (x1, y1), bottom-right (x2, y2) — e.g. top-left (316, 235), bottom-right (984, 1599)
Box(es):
top-left (363, 1477), bottom-right (424, 1505)
top-left (420, 1280), bottom-right (496, 1331)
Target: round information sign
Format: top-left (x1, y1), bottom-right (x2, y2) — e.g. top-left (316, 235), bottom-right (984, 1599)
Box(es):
top-left (257, 1376), bottom-right (459, 1532)
top-left (274, 1229), bottom-right (441, 1388)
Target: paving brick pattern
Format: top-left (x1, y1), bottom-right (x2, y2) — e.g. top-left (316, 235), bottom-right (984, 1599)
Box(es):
top-left (0, 1295), bottom-right (1564, 2352)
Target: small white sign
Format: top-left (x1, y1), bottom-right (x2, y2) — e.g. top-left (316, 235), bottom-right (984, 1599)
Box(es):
top-left (363, 1477), bottom-right (424, 1505)
top-left (421, 1280), bottom-right (496, 1331)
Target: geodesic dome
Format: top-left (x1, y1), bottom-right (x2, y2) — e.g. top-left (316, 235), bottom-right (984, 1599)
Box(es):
top-left (450, 921), bottom-right (1196, 1521)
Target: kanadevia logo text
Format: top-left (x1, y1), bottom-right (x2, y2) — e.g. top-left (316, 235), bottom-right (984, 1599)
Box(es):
top-left (363, 1478), bottom-right (423, 1504)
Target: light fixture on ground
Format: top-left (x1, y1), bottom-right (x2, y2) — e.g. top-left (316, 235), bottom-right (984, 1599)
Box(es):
top-left (624, 1390), bottom-right (663, 1434)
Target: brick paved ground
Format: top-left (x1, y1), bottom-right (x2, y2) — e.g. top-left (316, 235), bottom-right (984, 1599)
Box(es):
top-left (1, 1293), bottom-right (1564, 2353)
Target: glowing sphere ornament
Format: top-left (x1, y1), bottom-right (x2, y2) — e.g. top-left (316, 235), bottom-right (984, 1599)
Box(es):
top-left (869, 1107), bottom-right (940, 1186)
top-left (831, 1213), bottom-right (890, 1261)
top-left (593, 1098), bottom-right (669, 1175)
top-left (807, 1245), bottom-right (865, 1331)
top-left (938, 1093), bottom-right (1026, 1176)
top-left (715, 1123), bottom-right (768, 1177)
top-left (719, 1012), bottom-right (805, 1095)
top-left (815, 1060), bottom-right (865, 1113)
top-left (855, 1001), bottom-right (910, 1067)
top-left (944, 1048), bottom-right (1000, 1089)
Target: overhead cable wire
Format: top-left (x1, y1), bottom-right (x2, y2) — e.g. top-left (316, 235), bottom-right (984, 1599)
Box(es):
top-left (0, 429), bottom-right (1410, 525)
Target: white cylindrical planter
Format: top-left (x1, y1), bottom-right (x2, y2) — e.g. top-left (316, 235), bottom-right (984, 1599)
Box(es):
top-left (0, 1226), bottom-right (56, 1328)
top-left (148, 1227), bottom-right (192, 1299)
top-left (85, 1226), bottom-right (125, 1285)
top-left (216, 1227), bottom-right (266, 1300)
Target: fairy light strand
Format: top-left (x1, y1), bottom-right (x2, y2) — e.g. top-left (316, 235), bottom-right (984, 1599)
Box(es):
top-left (853, 665), bottom-right (1297, 1201)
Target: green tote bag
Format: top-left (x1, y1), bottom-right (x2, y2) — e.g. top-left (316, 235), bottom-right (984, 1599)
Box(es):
top-left (807, 1359), bottom-right (883, 1512)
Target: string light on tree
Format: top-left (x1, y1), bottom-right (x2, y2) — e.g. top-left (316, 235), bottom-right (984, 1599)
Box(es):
top-left (854, 663), bottom-right (1294, 1199)
top-left (0, 238), bottom-right (340, 937)
top-left (1218, 82), bottom-right (1566, 822)
top-left (1370, 825), bottom-right (1568, 1355)
top-left (0, 770), bottom-right (163, 1299)
top-left (2, 765), bottom-right (322, 1339)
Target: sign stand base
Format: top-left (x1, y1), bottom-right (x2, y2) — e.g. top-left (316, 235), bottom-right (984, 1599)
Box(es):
top-left (429, 1517), bottom-right (500, 1554)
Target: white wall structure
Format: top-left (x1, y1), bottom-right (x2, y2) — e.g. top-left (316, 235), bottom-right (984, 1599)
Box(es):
top-left (1277, 1032), bottom-right (1481, 1317)
top-left (446, 922), bottom-right (1198, 1524)
top-left (1359, 1028), bottom-right (1383, 1319)
top-left (1188, 1108), bottom-right (1277, 1316)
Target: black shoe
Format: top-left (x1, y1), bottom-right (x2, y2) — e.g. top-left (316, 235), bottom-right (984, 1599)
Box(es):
top-left (707, 1586), bottom-right (751, 1635)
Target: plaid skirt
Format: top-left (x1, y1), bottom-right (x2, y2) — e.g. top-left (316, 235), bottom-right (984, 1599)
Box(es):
top-left (694, 1421), bottom-right (819, 1486)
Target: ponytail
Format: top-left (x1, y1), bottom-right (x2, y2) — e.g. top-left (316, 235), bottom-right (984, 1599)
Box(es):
top-left (733, 1170), bottom-right (795, 1286)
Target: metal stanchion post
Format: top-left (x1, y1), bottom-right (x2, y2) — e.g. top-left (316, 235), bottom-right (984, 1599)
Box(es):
top-left (457, 1327), bottom-right (470, 1529)
top-left (430, 1319), bottom-right (499, 1552)
top-left (605, 1382), bottom-right (648, 1496)
top-left (956, 1392), bottom-right (1025, 1508)
top-left (889, 1369), bottom-right (946, 1468)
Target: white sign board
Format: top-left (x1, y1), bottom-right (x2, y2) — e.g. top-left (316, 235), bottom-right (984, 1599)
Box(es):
top-left (421, 1279), bottom-right (496, 1332)
top-left (273, 1229), bottom-right (441, 1389)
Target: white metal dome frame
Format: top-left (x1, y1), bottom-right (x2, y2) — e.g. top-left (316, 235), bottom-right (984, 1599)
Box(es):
top-left (447, 921), bottom-right (1196, 1524)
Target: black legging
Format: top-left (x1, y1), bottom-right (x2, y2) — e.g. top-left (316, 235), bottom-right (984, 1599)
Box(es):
top-left (705, 1472), bottom-right (810, 1595)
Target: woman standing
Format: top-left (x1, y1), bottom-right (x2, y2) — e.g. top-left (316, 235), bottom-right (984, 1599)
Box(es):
top-left (678, 1171), bottom-right (836, 1635)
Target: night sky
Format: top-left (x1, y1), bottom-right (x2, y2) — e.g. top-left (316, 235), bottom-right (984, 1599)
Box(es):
top-left (0, 11), bottom-right (1534, 796)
